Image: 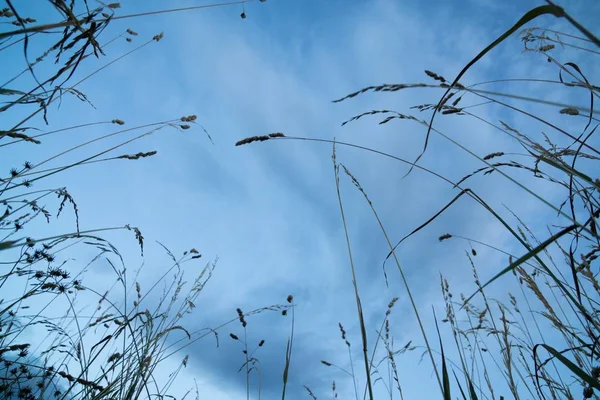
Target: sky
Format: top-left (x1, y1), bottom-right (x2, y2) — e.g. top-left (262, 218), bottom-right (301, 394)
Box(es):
top-left (1, 0), bottom-right (599, 399)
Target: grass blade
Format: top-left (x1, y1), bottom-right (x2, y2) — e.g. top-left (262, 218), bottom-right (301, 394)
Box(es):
top-left (434, 309), bottom-right (451, 400)
top-left (464, 224), bottom-right (577, 304)
top-left (534, 344), bottom-right (600, 391)
top-left (411, 5), bottom-right (567, 177)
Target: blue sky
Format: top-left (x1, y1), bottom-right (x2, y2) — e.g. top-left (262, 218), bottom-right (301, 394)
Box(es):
top-left (2, 0), bottom-right (599, 399)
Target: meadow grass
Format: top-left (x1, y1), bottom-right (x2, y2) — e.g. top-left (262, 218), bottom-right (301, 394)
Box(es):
top-left (238, 3), bottom-right (599, 399)
top-left (0, 2), bottom-right (286, 400)
top-left (2, 0), bottom-right (599, 399)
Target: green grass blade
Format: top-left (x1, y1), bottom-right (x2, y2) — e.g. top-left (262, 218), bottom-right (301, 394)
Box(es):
top-left (467, 375), bottom-right (479, 400)
top-left (535, 344), bottom-right (600, 391)
top-left (537, 154), bottom-right (600, 191)
top-left (452, 370), bottom-right (468, 400)
top-left (434, 310), bottom-right (451, 400)
top-left (281, 339), bottom-right (290, 400)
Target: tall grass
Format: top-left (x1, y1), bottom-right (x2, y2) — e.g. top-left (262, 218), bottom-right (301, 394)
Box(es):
top-left (3, 0), bottom-right (599, 399)
top-left (0, 1), bottom-right (282, 399)
top-left (237, 1), bottom-right (599, 398)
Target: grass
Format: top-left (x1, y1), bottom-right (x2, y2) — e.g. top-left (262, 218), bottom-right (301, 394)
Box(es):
top-left (237, 2), bottom-right (599, 399)
top-left (0, 1), bottom-right (284, 399)
top-left (2, 0), bottom-right (600, 399)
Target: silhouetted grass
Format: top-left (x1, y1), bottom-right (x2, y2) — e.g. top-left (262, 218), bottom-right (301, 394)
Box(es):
top-left (1, 1), bottom-right (275, 400)
top-left (238, 1), bottom-right (599, 398)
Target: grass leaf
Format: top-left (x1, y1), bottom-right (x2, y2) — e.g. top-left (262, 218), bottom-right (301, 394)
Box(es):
top-left (411, 5), bottom-right (567, 177)
top-left (464, 223), bottom-right (578, 304)
top-left (535, 344), bottom-right (600, 391)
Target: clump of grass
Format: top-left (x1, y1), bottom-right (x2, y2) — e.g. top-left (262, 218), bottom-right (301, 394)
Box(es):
top-left (238, 2), bottom-right (599, 398)
top-left (1, 1), bottom-right (277, 399)
top-left (225, 295), bottom-right (295, 400)
top-left (0, 233), bottom-right (220, 399)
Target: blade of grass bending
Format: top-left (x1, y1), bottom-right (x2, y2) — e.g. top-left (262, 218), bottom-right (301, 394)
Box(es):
top-left (408, 5), bottom-right (566, 177)
top-left (534, 343), bottom-right (600, 391)
top-left (545, 0), bottom-right (600, 47)
top-left (463, 190), bottom-right (600, 335)
top-left (464, 224), bottom-right (577, 305)
top-left (537, 154), bottom-right (600, 191)
top-left (383, 189), bottom-right (469, 274)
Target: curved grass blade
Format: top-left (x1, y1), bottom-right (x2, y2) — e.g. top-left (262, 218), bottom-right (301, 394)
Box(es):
top-left (409, 5), bottom-right (567, 177)
top-left (534, 343), bottom-right (600, 391)
top-left (545, 0), bottom-right (600, 47)
top-left (464, 223), bottom-right (578, 305)
top-left (383, 189), bottom-right (470, 282)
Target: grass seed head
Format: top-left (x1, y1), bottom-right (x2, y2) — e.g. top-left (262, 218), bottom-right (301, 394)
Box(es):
top-left (483, 152), bottom-right (504, 160)
top-left (439, 233), bottom-right (452, 241)
top-left (338, 323), bottom-right (347, 340)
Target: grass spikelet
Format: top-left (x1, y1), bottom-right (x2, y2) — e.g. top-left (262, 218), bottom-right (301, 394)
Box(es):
top-left (483, 151), bottom-right (505, 160)
top-left (425, 69), bottom-right (447, 83)
top-left (439, 233), bottom-right (452, 241)
top-left (236, 308), bottom-right (247, 327)
top-left (1, 130), bottom-right (41, 144)
top-left (181, 115), bottom-right (197, 122)
top-left (125, 224), bottom-right (144, 255)
top-left (538, 44), bottom-right (555, 52)
top-left (559, 107), bottom-right (579, 115)
top-left (117, 151), bottom-right (157, 160)
top-left (235, 133), bottom-right (286, 146)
